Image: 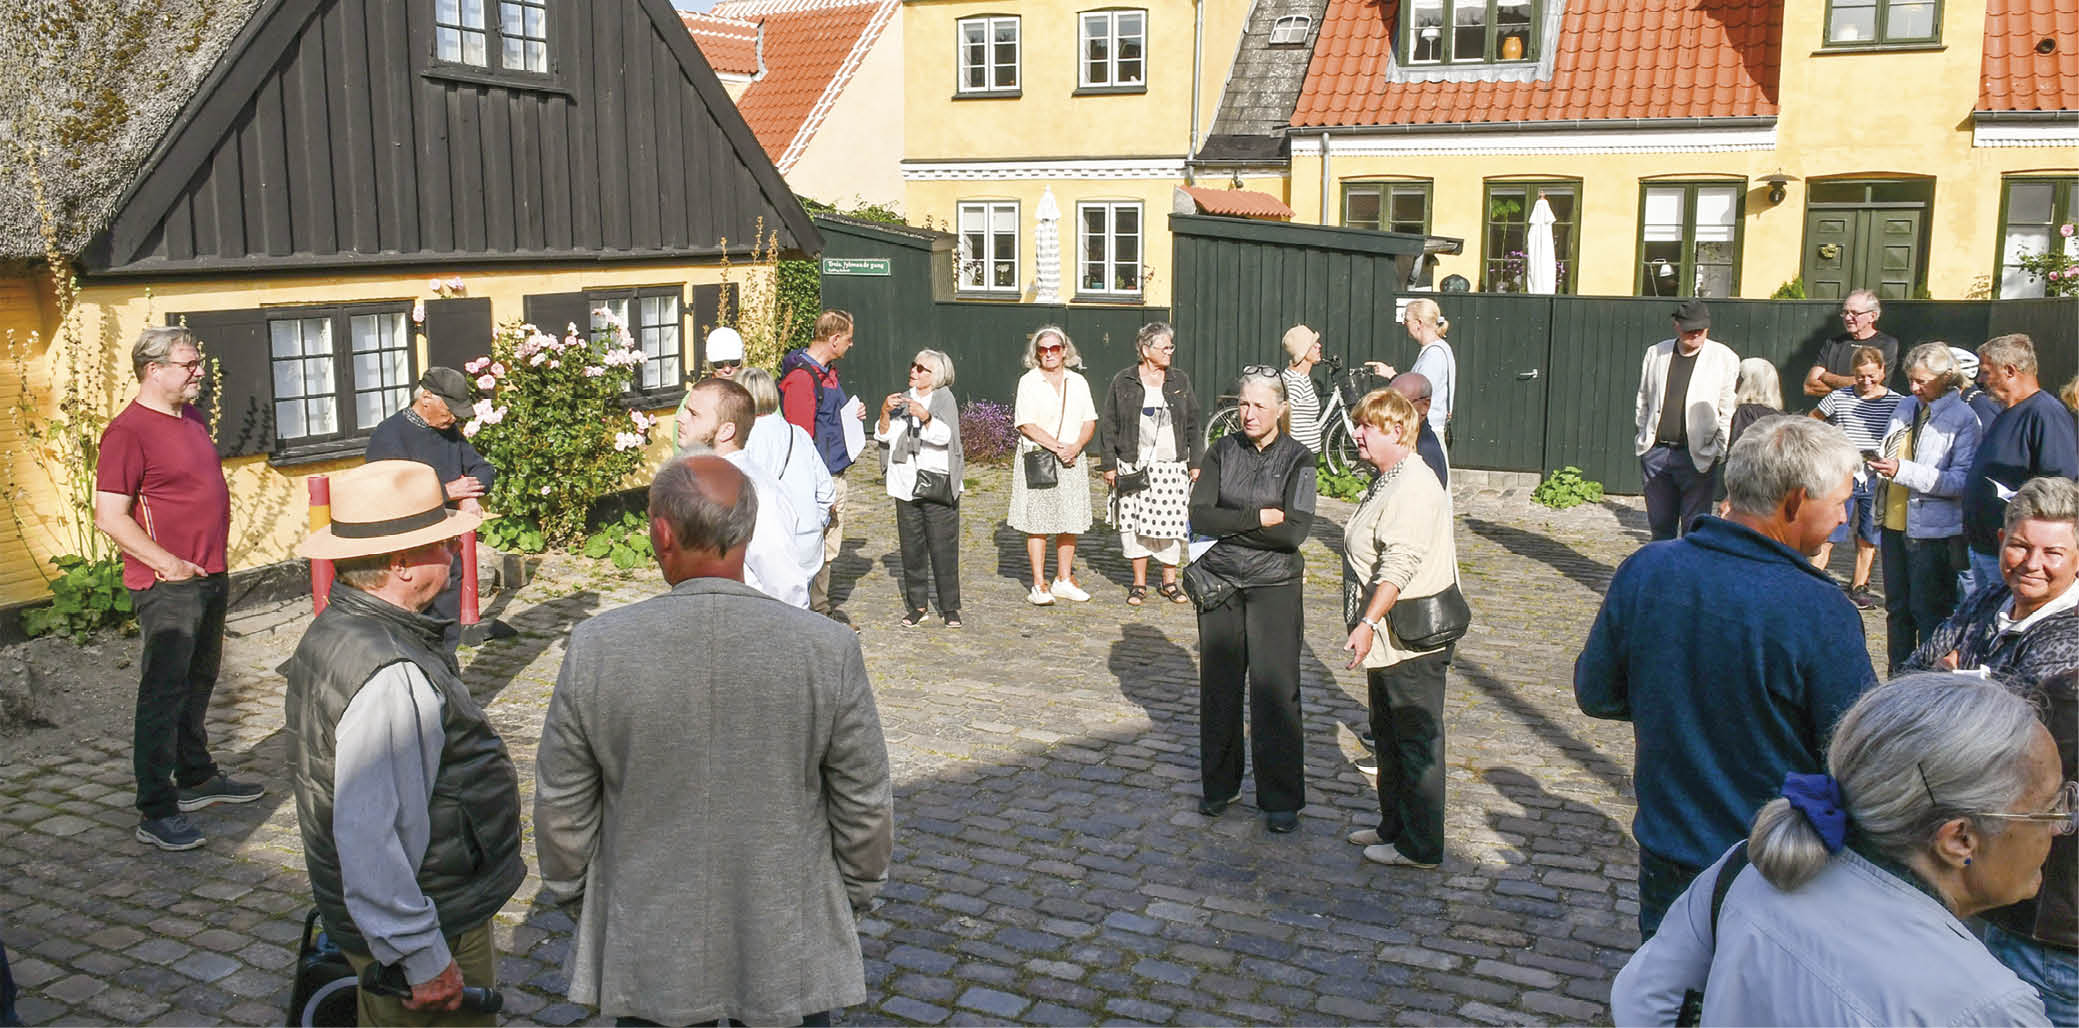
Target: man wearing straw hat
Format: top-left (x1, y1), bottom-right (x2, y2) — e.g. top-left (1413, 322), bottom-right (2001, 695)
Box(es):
top-left (285, 460), bottom-right (524, 1026)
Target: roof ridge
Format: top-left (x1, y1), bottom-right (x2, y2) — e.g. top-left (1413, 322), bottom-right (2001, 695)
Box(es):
top-left (775, 0), bottom-right (897, 173)
top-left (712, 0), bottom-right (881, 19)
top-left (680, 11), bottom-right (762, 35)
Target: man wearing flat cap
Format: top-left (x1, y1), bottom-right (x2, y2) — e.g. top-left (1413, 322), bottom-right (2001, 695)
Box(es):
top-left (366, 367), bottom-right (498, 654)
top-left (1634, 299), bottom-right (1739, 540)
top-left (285, 460), bottom-right (525, 1027)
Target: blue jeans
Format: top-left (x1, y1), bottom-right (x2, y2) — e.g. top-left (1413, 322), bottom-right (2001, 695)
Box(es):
top-left (1968, 547), bottom-right (2004, 601)
top-left (1983, 922), bottom-right (2079, 1026)
top-left (1637, 848), bottom-right (1705, 941)
top-left (1640, 444), bottom-right (1718, 542)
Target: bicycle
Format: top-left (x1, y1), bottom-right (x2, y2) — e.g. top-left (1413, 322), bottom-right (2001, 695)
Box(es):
top-left (1205, 354), bottom-right (1371, 477)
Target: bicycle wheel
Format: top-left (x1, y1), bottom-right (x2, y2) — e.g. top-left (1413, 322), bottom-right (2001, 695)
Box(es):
top-left (1205, 404), bottom-right (1242, 448)
top-left (1320, 419), bottom-right (1363, 478)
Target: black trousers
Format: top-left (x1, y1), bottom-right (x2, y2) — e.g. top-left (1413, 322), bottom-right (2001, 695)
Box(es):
top-left (1367, 651), bottom-right (1450, 865)
top-left (893, 497), bottom-right (961, 616)
top-left (128, 574), bottom-right (228, 819)
top-left (1640, 444), bottom-right (1718, 541)
top-left (1881, 528), bottom-right (1963, 673)
top-left (1197, 582), bottom-right (1305, 813)
top-left (1637, 848), bottom-right (1706, 941)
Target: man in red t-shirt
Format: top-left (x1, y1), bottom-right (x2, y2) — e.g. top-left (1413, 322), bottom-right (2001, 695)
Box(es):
top-left (93, 326), bottom-right (263, 852)
top-left (778, 310), bottom-right (861, 618)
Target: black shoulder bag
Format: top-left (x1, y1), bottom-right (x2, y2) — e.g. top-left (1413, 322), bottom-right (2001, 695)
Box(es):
top-left (1023, 383), bottom-right (1069, 490)
top-left (1386, 582), bottom-right (1472, 651)
top-left (1674, 841), bottom-right (1750, 1027)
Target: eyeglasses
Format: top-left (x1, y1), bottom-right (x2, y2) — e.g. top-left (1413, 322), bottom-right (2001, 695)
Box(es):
top-left (155, 356), bottom-right (207, 374)
top-left (1037, 344), bottom-right (1065, 355)
top-left (1975, 781), bottom-right (2079, 836)
top-left (1840, 308), bottom-right (1876, 319)
top-left (1241, 364), bottom-right (1283, 379)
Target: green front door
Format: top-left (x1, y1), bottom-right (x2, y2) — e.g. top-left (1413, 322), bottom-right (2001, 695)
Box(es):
top-left (1802, 206), bottom-right (1924, 300)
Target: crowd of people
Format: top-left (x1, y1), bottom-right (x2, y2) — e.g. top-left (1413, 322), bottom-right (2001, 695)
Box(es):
top-left (27, 295), bottom-right (2077, 1026)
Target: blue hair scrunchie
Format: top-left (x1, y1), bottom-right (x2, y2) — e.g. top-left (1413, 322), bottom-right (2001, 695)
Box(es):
top-left (1782, 772), bottom-right (1849, 854)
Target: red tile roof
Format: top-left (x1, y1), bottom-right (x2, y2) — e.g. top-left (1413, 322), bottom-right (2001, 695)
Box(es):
top-left (702, 0), bottom-right (895, 170)
top-left (1180, 186), bottom-right (1295, 220)
top-left (1291, 0), bottom-right (1780, 127)
top-left (1979, 0), bottom-right (2079, 112)
top-left (680, 11), bottom-right (762, 78)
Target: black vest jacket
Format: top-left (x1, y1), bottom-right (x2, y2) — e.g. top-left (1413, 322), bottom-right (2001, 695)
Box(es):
top-left (284, 584), bottom-right (525, 955)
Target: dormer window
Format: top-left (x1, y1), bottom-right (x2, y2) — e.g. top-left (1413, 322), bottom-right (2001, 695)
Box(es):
top-left (1405, 0), bottom-right (1536, 65)
top-left (1823, 0), bottom-right (1940, 47)
top-left (1269, 15), bottom-right (1312, 45)
top-left (434, 0), bottom-right (553, 78)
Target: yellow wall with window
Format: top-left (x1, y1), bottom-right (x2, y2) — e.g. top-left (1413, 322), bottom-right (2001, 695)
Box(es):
top-left (1285, 0), bottom-right (2076, 299)
top-left (901, 0), bottom-right (1249, 308)
top-left (0, 262), bottom-right (761, 607)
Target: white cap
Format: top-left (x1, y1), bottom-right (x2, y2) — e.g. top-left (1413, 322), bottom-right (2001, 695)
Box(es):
top-left (706, 326), bottom-right (744, 363)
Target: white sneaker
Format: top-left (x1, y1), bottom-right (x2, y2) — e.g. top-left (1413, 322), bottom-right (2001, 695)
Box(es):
top-left (1027, 586), bottom-right (1056, 606)
top-left (1050, 578), bottom-right (1091, 602)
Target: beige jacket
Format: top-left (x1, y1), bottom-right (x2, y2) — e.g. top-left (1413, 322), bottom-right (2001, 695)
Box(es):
top-left (1633, 337), bottom-right (1740, 471)
top-left (1342, 456), bottom-right (1457, 668)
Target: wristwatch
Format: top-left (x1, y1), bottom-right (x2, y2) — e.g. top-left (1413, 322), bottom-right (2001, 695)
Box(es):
top-left (1359, 617), bottom-right (1383, 632)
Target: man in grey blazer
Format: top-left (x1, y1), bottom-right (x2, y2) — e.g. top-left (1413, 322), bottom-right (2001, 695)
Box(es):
top-left (533, 454), bottom-right (893, 1026)
top-left (1635, 299), bottom-right (1740, 540)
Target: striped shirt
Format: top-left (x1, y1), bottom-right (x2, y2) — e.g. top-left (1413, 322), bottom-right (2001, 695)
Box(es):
top-left (1818, 387), bottom-right (1902, 452)
top-left (1282, 367), bottom-right (1322, 452)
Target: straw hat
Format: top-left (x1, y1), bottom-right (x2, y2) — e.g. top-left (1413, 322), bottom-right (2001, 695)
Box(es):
top-left (1281, 324), bottom-right (1320, 362)
top-left (297, 460), bottom-right (485, 560)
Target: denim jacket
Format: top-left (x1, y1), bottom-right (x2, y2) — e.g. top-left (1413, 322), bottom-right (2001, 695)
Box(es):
top-left (1877, 390), bottom-right (1979, 540)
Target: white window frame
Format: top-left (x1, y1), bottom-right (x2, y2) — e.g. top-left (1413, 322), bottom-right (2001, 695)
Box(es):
top-left (1269, 15), bottom-right (1311, 45)
top-left (957, 15), bottom-right (1021, 94)
top-left (268, 304), bottom-right (417, 446)
top-left (1077, 201), bottom-right (1144, 299)
top-left (497, 0), bottom-right (550, 73)
top-left (957, 201), bottom-right (1021, 294)
top-left (1078, 10), bottom-right (1146, 89)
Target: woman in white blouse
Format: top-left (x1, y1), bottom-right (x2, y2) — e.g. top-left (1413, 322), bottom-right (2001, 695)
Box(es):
top-left (875, 350), bottom-right (964, 627)
top-left (1009, 326), bottom-right (1098, 606)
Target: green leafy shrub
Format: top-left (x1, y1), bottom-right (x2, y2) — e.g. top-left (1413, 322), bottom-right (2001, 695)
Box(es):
top-left (21, 555), bottom-right (132, 641)
top-left (1317, 458), bottom-right (1368, 502)
top-left (581, 510), bottom-right (654, 570)
top-left (464, 318), bottom-right (660, 548)
top-left (480, 516), bottom-right (548, 554)
top-left (1532, 466), bottom-right (1605, 510)
top-left (1769, 277), bottom-right (1807, 300)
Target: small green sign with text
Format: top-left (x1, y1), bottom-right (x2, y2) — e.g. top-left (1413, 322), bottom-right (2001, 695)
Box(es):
top-left (822, 257), bottom-right (891, 277)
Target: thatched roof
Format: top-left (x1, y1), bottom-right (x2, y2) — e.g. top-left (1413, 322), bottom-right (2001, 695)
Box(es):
top-left (0, 0), bottom-right (264, 262)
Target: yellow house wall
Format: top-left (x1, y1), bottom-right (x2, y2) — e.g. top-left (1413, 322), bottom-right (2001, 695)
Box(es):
top-left (905, 177), bottom-right (1185, 307)
top-left (0, 261), bottom-right (763, 607)
top-left (1284, 0), bottom-right (2075, 299)
top-left (785, 26), bottom-right (906, 211)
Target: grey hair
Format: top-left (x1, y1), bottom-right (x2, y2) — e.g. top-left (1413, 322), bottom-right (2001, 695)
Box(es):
top-left (2004, 476), bottom-right (2079, 535)
top-left (1845, 288), bottom-right (1881, 319)
top-left (1748, 674), bottom-right (2038, 892)
top-left (1023, 325), bottom-right (1081, 370)
top-left (649, 450), bottom-right (757, 554)
top-left (736, 366), bottom-right (781, 417)
top-left (1136, 321), bottom-right (1175, 357)
top-left (334, 540), bottom-right (450, 592)
top-left (1901, 341), bottom-right (1963, 395)
top-left (1724, 416), bottom-right (1860, 519)
top-left (1979, 333), bottom-right (2038, 376)
top-left (1733, 357), bottom-right (1783, 409)
top-left (132, 326), bottom-right (197, 380)
top-left (912, 349), bottom-right (955, 389)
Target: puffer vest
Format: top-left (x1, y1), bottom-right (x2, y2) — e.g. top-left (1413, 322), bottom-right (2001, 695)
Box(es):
top-left (781, 347), bottom-right (852, 475)
top-left (284, 584), bottom-right (525, 955)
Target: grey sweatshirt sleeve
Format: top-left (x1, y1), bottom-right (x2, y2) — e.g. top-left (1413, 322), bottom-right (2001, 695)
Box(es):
top-left (332, 662), bottom-right (450, 984)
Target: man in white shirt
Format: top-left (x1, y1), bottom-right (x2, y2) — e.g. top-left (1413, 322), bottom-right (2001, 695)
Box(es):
top-left (677, 378), bottom-right (811, 608)
top-left (1635, 298), bottom-right (1740, 540)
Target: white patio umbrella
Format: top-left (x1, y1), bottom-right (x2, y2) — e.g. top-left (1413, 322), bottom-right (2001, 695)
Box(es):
top-left (1525, 194), bottom-right (1558, 294)
top-left (1034, 186), bottom-right (1063, 304)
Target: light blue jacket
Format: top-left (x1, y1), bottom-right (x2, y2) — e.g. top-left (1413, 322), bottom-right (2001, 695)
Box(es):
top-left (1877, 389), bottom-right (1979, 540)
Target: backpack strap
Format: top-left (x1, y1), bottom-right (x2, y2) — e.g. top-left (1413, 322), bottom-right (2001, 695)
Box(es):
top-left (1676, 842), bottom-right (1749, 1028)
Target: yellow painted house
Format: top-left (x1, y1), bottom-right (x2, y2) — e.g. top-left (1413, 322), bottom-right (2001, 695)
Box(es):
top-left (0, 0), bottom-right (814, 609)
top-left (1274, 0), bottom-right (2077, 300)
top-left (900, 0), bottom-right (1259, 308)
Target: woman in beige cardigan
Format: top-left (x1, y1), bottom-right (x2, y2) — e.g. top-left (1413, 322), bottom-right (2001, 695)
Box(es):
top-left (1340, 388), bottom-right (1459, 870)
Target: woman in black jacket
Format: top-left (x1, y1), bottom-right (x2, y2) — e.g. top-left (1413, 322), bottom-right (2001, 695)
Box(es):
top-left (1190, 368), bottom-right (1316, 834)
top-left (1098, 322), bottom-right (1203, 605)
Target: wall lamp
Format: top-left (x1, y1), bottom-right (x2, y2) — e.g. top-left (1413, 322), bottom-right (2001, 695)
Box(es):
top-left (1762, 172), bottom-right (1797, 206)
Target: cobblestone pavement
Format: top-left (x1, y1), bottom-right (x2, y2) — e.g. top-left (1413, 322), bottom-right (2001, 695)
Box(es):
top-left (0, 471), bottom-right (1893, 1026)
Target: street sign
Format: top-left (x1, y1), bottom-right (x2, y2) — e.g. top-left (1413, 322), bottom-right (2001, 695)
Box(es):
top-left (822, 257), bottom-right (891, 277)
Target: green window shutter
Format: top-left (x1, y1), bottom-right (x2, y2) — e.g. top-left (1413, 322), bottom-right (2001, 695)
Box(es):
top-left (522, 291), bottom-right (594, 342)
top-left (423, 297), bottom-right (494, 374)
top-left (170, 308), bottom-right (272, 458)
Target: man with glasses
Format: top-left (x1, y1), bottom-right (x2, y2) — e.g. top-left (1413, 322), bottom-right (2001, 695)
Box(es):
top-left (1803, 289), bottom-right (1899, 398)
top-left (93, 326), bottom-right (263, 852)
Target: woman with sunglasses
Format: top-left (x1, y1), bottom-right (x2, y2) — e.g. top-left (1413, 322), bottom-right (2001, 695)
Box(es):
top-left (1098, 322), bottom-right (1202, 605)
top-left (1010, 326), bottom-right (1099, 605)
top-left (1190, 369), bottom-right (1316, 833)
top-left (1614, 673), bottom-right (2063, 1026)
top-left (875, 350), bottom-right (964, 628)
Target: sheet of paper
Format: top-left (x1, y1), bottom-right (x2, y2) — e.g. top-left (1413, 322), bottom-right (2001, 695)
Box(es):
top-left (842, 395), bottom-right (867, 461)
top-left (1187, 533), bottom-right (1218, 562)
top-left (1990, 477), bottom-right (2018, 502)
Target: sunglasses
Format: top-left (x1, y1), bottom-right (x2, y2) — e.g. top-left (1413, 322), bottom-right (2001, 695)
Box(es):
top-left (712, 359), bottom-right (742, 369)
top-left (1241, 364), bottom-right (1283, 378)
top-left (1038, 344), bottom-right (1065, 355)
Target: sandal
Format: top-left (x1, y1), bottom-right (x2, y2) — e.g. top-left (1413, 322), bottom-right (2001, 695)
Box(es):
top-left (899, 610), bottom-right (927, 627)
top-left (1157, 582), bottom-right (1189, 604)
top-left (942, 611), bottom-right (963, 628)
top-left (1127, 585), bottom-right (1147, 606)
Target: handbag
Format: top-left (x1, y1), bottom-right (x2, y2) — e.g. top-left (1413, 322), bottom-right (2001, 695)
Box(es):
top-left (1385, 581), bottom-right (1471, 650)
top-left (1022, 379), bottom-right (1072, 490)
top-left (1179, 559), bottom-right (1237, 612)
top-left (912, 468), bottom-right (956, 506)
top-left (1114, 466), bottom-right (1149, 496)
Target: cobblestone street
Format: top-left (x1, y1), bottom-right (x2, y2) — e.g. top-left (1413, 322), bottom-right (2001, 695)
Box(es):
top-left (0, 473), bottom-right (1890, 1026)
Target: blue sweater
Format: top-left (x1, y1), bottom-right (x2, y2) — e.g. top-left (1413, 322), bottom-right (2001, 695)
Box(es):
top-left (1961, 389), bottom-right (2079, 553)
top-left (1574, 516), bottom-right (1878, 870)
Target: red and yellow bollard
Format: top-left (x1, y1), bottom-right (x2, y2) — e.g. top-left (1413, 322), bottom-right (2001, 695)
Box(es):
top-left (308, 476), bottom-right (335, 614)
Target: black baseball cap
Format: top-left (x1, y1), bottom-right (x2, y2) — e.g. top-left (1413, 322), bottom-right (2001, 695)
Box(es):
top-left (1672, 298), bottom-right (1710, 332)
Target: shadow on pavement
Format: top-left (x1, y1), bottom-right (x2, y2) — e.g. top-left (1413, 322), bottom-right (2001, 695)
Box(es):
top-left (1462, 517), bottom-right (1619, 595)
top-left (1455, 655), bottom-right (1634, 796)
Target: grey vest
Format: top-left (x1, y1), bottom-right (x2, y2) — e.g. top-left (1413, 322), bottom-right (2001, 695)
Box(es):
top-left (284, 585), bottom-right (525, 955)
